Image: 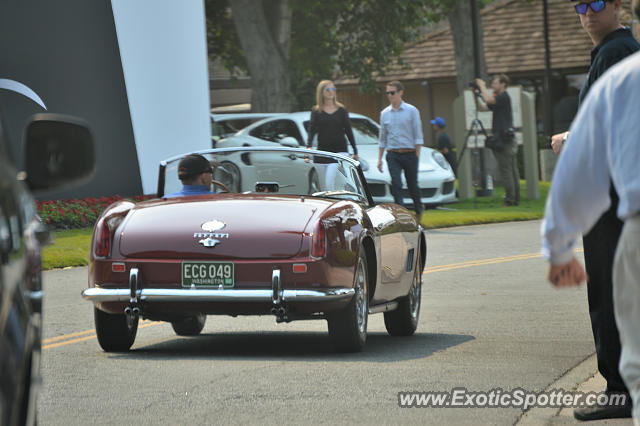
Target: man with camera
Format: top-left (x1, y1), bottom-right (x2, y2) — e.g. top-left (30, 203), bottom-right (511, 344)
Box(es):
top-left (475, 74), bottom-right (519, 207)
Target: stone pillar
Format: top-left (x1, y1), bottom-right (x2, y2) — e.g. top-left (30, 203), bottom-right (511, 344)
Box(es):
top-left (521, 91), bottom-right (539, 199)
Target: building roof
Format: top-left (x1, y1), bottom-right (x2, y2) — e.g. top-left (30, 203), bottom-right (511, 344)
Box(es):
top-left (339, 0), bottom-right (635, 84)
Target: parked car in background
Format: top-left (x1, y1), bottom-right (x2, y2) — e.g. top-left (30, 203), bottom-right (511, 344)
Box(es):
top-left (210, 113), bottom-right (281, 146)
top-left (0, 112), bottom-right (94, 426)
top-left (216, 112), bottom-right (456, 207)
top-left (82, 147), bottom-right (426, 353)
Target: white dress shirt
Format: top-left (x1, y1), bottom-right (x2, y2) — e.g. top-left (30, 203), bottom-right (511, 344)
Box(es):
top-left (542, 51), bottom-right (640, 265)
top-left (378, 101), bottom-right (424, 150)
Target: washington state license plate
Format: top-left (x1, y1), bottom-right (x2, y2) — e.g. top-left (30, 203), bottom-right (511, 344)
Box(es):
top-left (181, 261), bottom-right (234, 288)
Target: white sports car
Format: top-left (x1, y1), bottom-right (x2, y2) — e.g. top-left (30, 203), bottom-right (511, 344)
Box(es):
top-left (216, 111), bottom-right (456, 207)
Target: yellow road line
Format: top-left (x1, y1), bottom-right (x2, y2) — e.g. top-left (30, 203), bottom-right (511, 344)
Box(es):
top-left (424, 248), bottom-right (583, 274)
top-left (43, 321), bottom-right (160, 350)
top-left (44, 248), bottom-right (584, 350)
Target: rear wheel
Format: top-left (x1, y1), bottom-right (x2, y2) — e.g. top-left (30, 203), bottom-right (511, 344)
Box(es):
top-left (384, 253), bottom-right (422, 336)
top-left (327, 251), bottom-right (368, 352)
top-left (94, 308), bottom-right (138, 352)
top-left (171, 314), bottom-right (207, 336)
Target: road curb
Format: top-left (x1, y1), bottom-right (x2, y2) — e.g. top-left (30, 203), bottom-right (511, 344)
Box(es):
top-left (516, 353), bottom-right (597, 425)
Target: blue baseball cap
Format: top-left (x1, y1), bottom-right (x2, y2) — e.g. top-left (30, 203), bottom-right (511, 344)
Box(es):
top-left (430, 117), bottom-right (446, 128)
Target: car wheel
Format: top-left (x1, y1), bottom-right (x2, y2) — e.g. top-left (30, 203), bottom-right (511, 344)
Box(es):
top-left (94, 308), bottom-right (138, 352)
top-left (171, 313), bottom-right (206, 336)
top-left (383, 253), bottom-right (422, 336)
top-left (308, 169), bottom-right (320, 194)
top-left (327, 250), bottom-right (368, 352)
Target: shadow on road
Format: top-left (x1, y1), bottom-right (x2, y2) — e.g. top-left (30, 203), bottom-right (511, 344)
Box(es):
top-left (112, 331), bottom-right (475, 363)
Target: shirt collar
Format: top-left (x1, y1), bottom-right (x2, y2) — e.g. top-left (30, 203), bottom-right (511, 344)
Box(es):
top-left (182, 185), bottom-right (209, 192)
top-left (591, 27), bottom-right (633, 60)
top-left (391, 101), bottom-right (406, 111)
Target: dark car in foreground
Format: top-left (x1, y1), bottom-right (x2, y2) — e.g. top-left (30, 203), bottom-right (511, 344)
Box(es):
top-left (0, 113), bottom-right (94, 426)
top-left (82, 147), bottom-right (426, 353)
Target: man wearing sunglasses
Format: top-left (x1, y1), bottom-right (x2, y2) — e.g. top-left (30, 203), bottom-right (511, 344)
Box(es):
top-left (546, 0), bottom-right (639, 422)
top-left (377, 80), bottom-right (424, 219)
top-left (551, 0), bottom-right (639, 154)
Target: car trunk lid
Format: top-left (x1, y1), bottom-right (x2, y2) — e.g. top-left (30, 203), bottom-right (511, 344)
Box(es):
top-left (118, 196), bottom-right (326, 259)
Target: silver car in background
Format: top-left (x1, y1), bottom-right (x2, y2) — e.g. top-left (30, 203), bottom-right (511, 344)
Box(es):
top-left (210, 113), bottom-right (282, 146)
top-left (216, 111), bottom-right (456, 207)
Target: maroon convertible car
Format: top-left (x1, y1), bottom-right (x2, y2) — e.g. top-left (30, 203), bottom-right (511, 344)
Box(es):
top-left (82, 147), bottom-right (426, 352)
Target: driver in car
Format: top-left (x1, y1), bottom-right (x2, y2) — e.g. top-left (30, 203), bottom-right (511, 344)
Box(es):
top-left (165, 154), bottom-right (214, 198)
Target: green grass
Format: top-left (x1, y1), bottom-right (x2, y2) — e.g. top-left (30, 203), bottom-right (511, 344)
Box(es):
top-left (422, 181), bottom-right (549, 229)
top-left (42, 228), bottom-right (93, 270)
top-left (41, 181), bottom-right (549, 270)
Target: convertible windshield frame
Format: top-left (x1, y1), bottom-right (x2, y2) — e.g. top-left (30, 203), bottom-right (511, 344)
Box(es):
top-left (157, 147), bottom-right (375, 206)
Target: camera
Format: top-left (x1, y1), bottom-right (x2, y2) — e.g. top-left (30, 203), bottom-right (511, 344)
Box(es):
top-left (468, 81), bottom-right (480, 91)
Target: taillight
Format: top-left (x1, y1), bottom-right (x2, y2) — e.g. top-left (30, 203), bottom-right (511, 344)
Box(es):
top-left (311, 221), bottom-right (326, 258)
top-left (93, 202), bottom-right (134, 258)
top-left (94, 217), bottom-right (111, 257)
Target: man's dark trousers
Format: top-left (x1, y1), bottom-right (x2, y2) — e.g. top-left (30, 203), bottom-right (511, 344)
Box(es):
top-left (582, 190), bottom-right (628, 394)
top-left (386, 151), bottom-right (422, 214)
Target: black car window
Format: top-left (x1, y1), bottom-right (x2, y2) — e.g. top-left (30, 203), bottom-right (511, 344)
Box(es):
top-left (351, 119), bottom-right (379, 145)
top-left (250, 120), bottom-right (303, 145)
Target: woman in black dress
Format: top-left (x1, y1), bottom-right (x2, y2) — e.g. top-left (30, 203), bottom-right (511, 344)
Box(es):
top-left (306, 80), bottom-right (358, 190)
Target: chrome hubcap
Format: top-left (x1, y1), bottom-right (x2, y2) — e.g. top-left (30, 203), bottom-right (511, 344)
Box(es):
top-left (355, 258), bottom-right (367, 333)
top-left (409, 272), bottom-right (421, 319)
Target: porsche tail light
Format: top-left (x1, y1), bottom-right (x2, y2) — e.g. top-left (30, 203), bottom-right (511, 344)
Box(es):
top-left (311, 222), bottom-right (326, 258)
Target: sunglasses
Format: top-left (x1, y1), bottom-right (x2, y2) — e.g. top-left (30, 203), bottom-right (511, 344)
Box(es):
top-left (574, 0), bottom-right (609, 15)
top-left (324, 87), bottom-right (336, 92)
top-left (385, 90), bottom-right (397, 96)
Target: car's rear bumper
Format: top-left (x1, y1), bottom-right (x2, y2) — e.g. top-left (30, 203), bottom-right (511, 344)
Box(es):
top-left (82, 287), bottom-right (354, 303)
top-left (83, 267), bottom-right (355, 320)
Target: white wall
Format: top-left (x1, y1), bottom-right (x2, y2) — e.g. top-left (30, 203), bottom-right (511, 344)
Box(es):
top-left (111, 0), bottom-right (211, 194)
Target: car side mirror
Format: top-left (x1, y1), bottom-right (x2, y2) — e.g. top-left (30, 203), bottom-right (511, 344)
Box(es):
top-left (22, 113), bottom-right (95, 192)
top-left (279, 137), bottom-right (299, 148)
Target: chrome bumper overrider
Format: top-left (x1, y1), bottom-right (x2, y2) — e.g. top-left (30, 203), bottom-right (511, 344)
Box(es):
top-left (81, 287), bottom-right (355, 303)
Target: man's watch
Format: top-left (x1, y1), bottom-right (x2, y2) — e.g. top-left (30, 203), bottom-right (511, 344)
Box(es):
top-left (562, 131), bottom-right (569, 144)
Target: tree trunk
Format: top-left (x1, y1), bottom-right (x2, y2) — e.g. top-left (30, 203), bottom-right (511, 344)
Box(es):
top-left (447, 0), bottom-right (487, 95)
top-left (231, 0), bottom-right (291, 112)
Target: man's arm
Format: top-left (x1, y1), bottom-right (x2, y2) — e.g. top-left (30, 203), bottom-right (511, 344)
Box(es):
top-left (475, 78), bottom-right (495, 107)
top-left (550, 131), bottom-right (569, 155)
top-left (377, 147), bottom-right (385, 172)
top-left (412, 106), bottom-right (423, 157)
top-left (548, 257), bottom-right (588, 287)
top-left (541, 76), bottom-right (612, 277)
top-left (378, 111), bottom-right (387, 172)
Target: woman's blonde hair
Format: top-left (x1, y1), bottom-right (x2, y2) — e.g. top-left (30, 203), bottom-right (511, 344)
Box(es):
top-left (314, 79), bottom-right (344, 110)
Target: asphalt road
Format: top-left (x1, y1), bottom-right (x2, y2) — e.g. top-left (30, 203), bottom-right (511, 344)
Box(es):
top-left (38, 220), bottom-right (595, 425)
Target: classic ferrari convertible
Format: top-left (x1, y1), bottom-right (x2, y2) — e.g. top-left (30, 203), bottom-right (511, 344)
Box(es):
top-left (82, 147), bottom-right (426, 352)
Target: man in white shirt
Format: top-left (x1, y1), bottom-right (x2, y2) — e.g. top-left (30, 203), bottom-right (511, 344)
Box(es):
top-left (541, 43), bottom-right (640, 424)
top-left (377, 80), bottom-right (424, 218)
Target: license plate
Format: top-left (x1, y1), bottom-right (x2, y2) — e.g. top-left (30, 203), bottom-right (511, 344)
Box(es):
top-left (181, 261), bottom-right (234, 288)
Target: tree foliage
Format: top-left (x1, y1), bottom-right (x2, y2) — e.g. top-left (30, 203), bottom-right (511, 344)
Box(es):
top-left (205, 0), bottom-right (494, 111)
top-left (206, 0), bottom-right (432, 111)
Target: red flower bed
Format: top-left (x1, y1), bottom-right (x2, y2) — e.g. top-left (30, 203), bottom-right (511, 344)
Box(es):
top-left (37, 194), bottom-right (155, 229)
